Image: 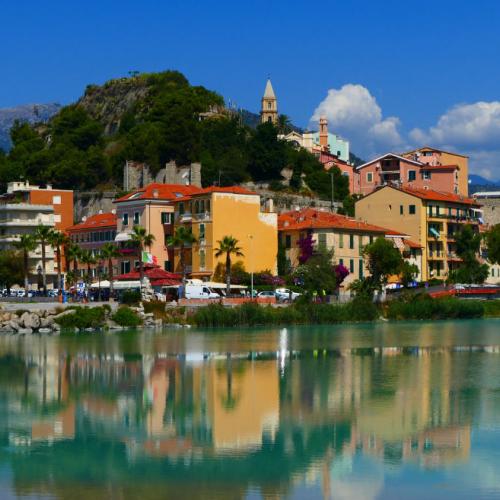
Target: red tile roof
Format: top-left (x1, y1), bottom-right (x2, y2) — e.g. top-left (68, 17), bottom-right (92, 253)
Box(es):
top-left (114, 264), bottom-right (181, 284)
top-left (114, 184), bottom-right (256, 203)
top-left (114, 183), bottom-right (203, 203)
top-left (67, 212), bottom-right (117, 232)
top-left (278, 208), bottom-right (388, 233)
top-left (399, 186), bottom-right (479, 205)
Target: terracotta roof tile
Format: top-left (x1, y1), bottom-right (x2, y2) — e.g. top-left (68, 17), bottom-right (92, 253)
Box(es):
top-left (67, 213), bottom-right (117, 232)
top-left (114, 183), bottom-right (204, 203)
top-left (399, 186), bottom-right (479, 205)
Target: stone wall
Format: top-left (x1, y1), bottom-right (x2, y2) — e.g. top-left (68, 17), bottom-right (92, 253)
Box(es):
top-left (74, 191), bottom-right (118, 223)
top-left (475, 196), bottom-right (500, 226)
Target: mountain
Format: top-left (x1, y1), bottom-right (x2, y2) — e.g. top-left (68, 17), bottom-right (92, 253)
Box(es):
top-left (468, 174), bottom-right (500, 195)
top-left (0, 103), bottom-right (61, 151)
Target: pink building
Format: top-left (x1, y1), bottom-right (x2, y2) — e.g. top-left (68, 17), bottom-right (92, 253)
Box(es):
top-left (355, 153), bottom-right (459, 196)
top-left (318, 150), bottom-right (356, 194)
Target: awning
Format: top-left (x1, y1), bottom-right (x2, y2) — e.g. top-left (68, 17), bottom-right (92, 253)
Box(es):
top-left (429, 228), bottom-right (440, 238)
top-left (112, 280), bottom-right (140, 290)
top-left (90, 280), bottom-right (111, 288)
top-left (115, 232), bottom-right (131, 242)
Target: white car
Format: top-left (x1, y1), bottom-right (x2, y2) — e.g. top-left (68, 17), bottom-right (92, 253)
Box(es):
top-left (275, 288), bottom-right (302, 302)
top-left (257, 291), bottom-right (276, 299)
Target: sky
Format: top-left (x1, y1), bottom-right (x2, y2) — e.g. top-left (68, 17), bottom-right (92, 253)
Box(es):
top-left (2, 0), bottom-right (500, 177)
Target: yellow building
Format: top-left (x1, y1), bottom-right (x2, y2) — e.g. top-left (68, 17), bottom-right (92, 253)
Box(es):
top-left (355, 185), bottom-right (482, 281)
top-left (402, 146), bottom-right (469, 197)
top-left (172, 186), bottom-right (278, 278)
top-left (278, 208), bottom-right (423, 288)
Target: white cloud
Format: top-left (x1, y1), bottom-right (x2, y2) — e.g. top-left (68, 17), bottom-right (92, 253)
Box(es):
top-left (311, 86), bottom-right (500, 179)
top-left (410, 101), bottom-right (500, 179)
top-left (310, 84), bottom-right (403, 158)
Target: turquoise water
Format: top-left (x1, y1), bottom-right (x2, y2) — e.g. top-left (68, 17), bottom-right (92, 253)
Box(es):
top-left (0, 320), bottom-right (500, 499)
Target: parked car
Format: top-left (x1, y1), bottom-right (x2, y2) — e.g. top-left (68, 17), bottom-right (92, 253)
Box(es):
top-left (257, 291), bottom-right (276, 299)
top-left (184, 284), bottom-right (219, 300)
top-left (275, 288), bottom-right (302, 302)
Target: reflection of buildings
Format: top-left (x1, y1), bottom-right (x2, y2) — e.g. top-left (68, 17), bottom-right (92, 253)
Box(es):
top-left (0, 339), bottom-right (496, 499)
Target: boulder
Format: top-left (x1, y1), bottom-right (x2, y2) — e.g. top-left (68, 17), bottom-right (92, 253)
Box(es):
top-left (40, 317), bottom-right (54, 328)
top-left (53, 309), bottom-right (76, 320)
top-left (38, 328), bottom-right (52, 334)
top-left (17, 328), bottom-right (33, 335)
top-left (8, 320), bottom-right (20, 331)
top-left (23, 313), bottom-right (41, 330)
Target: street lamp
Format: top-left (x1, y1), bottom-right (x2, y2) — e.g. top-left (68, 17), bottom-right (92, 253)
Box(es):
top-left (330, 171), bottom-right (335, 212)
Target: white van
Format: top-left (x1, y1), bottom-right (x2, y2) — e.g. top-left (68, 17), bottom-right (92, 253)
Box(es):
top-left (185, 283), bottom-right (220, 300)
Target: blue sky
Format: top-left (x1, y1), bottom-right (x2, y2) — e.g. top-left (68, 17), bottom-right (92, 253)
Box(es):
top-left (2, 0), bottom-right (500, 176)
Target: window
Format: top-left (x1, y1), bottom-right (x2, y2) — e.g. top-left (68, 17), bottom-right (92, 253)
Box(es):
top-left (54, 214), bottom-right (61, 223)
top-left (317, 233), bottom-right (327, 249)
top-left (133, 212), bottom-right (140, 225)
top-left (358, 235), bottom-right (363, 249)
top-left (400, 205), bottom-right (404, 215)
top-left (178, 202), bottom-right (185, 215)
top-left (206, 200), bottom-right (211, 213)
top-left (164, 260), bottom-right (172, 272)
top-left (52, 195), bottom-right (61, 205)
top-left (122, 213), bottom-right (129, 226)
top-left (121, 261), bottom-right (130, 274)
top-left (359, 259), bottom-right (364, 279)
top-left (409, 205), bottom-right (416, 215)
top-left (285, 235), bottom-right (292, 249)
top-left (423, 171), bottom-right (431, 180)
top-left (161, 212), bottom-right (172, 224)
top-left (199, 223), bottom-right (205, 240)
top-left (337, 150), bottom-right (341, 157)
top-left (134, 260), bottom-right (140, 270)
top-left (339, 233), bottom-right (344, 248)
top-left (349, 234), bottom-right (354, 249)
top-left (366, 172), bottom-right (373, 183)
top-left (268, 102), bottom-right (272, 109)
top-left (369, 235), bottom-right (374, 244)
top-left (199, 249), bottom-right (206, 269)
top-left (339, 258), bottom-right (344, 266)
top-left (408, 170), bottom-right (416, 182)
top-left (350, 259), bottom-right (354, 273)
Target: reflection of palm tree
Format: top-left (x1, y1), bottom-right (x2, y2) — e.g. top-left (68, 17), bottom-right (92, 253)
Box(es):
top-left (220, 354), bottom-right (240, 411)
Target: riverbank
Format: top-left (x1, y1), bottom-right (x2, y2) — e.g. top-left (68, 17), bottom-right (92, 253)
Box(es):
top-left (1, 294), bottom-right (499, 334)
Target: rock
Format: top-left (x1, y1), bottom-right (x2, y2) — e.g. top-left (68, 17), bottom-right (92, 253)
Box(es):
top-left (106, 319), bottom-right (123, 330)
top-left (23, 313), bottom-right (41, 329)
top-left (53, 309), bottom-right (76, 320)
top-left (8, 320), bottom-right (20, 331)
top-left (143, 312), bottom-right (154, 318)
top-left (17, 328), bottom-right (33, 334)
top-left (40, 317), bottom-right (54, 328)
top-left (38, 328), bottom-right (51, 334)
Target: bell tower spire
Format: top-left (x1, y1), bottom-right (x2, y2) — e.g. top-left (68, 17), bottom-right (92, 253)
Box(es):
top-left (260, 78), bottom-right (278, 124)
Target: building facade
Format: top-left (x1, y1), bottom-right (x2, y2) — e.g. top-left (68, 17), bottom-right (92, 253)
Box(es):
top-left (278, 208), bottom-right (422, 289)
top-left (0, 181), bottom-right (74, 289)
top-left (355, 185), bottom-right (482, 281)
top-left (66, 212), bottom-right (117, 279)
top-left (355, 153), bottom-right (460, 197)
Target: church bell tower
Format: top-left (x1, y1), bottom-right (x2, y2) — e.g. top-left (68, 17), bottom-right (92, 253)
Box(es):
top-left (260, 78), bottom-right (278, 124)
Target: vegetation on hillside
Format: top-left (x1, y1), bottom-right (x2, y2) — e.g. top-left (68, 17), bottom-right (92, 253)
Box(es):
top-left (0, 70), bottom-right (349, 203)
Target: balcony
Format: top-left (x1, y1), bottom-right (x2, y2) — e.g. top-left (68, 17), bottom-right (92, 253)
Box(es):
top-left (447, 252), bottom-right (462, 261)
top-left (194, 212), bottom-right (211, 221)
top-left (179, 213), bottom-right (193, 223)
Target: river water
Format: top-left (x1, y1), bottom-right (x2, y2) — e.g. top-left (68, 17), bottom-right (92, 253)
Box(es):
top-left (1, 320), bottom-right (500, 499)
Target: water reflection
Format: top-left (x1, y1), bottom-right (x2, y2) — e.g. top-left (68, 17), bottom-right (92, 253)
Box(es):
top-left (0, 325), bottom-right (500, 499)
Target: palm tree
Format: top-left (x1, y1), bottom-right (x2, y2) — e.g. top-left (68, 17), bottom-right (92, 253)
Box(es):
top-left (166, 226), bottom-right (197, 296)
top-left (100, 242), bottom-right (120, 298)
top-left (49, 230), bottom-right (68, 292)
top-left (214, 236), bottom-right (244, 296)
top-left (80, 250), bottom-right (97, 284)
top-left (34, 225), bottom-right (54, 295)
top-left (277, 114), bottom-right (292, 134)
top-left (65, 243), bottom-right (82, 274)
top-left (130, 226), bottom-right (155, 286)
top-left (13, 235), bottom-right (36, 292)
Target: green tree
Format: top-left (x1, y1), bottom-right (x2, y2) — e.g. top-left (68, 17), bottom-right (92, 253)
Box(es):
top-left (65, 243), bottom-right (82, 274)
top-left (293, 249), bottom-right (337, 299)
top-left (0, 250), bottom-right (24, 295)
top-left (34, 225), bottom-right (54, 294)
top-left (130, 225), bottom-right (155, 287)
top-left (362, 237), bottom-right (404, 294)
top-left (214, 236), bottom-right (244, 295)
top-left (100, 242), bottom-right (121, 297)
top-left (449, 224), bottom-right (489, 284)
top-left (166, 226), bottom-right (197, 295)
top-left (80, 250), bottom-right (97, 284)
top-left (486, 224), bottom-right (500, 264)
top-left (400, 261), bottom-right (419, 287)
top-left (277, 114), bottom-right (293, 134)
top-left (13, 235), bottom-right (36, 292)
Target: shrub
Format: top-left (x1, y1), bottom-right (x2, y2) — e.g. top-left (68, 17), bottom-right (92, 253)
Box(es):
top-left (55, 306), bottom-right (107, 329)
top-left (385, 295), bottom-right (484, 320)
top-left (121, 290), bottom-right (141, 305)
top-left (112, 306), bottom-right (142, 327)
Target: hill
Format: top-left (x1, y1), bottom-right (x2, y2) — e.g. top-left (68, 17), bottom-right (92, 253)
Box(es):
top-left (468, 174), bottom-right (500, 195)
top-left (0, 103), bottom-right (60, 151)
top-left (0, 70), bottom-right (350, 204)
